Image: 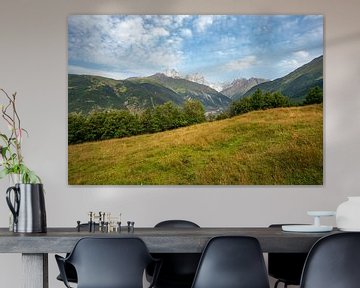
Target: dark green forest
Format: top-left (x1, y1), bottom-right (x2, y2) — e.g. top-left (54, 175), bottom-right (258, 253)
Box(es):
top-left (68, 100), bottom-right (206, 144)
top-left (227, 86), bottom-right (322, 118)
top-left (68, 86), bottom-right (323, 145)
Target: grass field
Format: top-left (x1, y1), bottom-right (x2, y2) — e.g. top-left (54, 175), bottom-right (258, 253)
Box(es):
top-left (68, 104), bottom-right (323, 185)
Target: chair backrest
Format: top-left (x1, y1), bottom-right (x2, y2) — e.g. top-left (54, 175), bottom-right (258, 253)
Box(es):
top-left (155, 220), bottom-right (200, 228)
top-left (300, 232), bottom-right (360, 288)
top-left (268, 224), bottom-right (308, 285)
top-left (66, 237), bottom-right (154, 288)
top-left (151, 220), bottom-right (201, 287)
top-left (191, 236), bottom-right (270, 288)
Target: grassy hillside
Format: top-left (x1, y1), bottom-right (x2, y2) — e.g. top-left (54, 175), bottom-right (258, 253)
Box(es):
top-left (68, 105), bottom-right (323, 185)
top-left (239, 56), bottom-right (323, 102)
top-left (68, 74), bottom-right (183, 113)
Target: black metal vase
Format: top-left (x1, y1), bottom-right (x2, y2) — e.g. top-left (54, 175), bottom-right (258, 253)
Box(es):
top-left (6, 183), bottom-right (47, 233)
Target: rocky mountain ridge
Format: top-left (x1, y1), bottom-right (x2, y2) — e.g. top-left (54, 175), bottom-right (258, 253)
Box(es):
top-left (221, 77), bottom-right (269, 98)
top-left (239, 55), bottom-right (323, 101)
top-left (68, 56), bottom-right (323, 114)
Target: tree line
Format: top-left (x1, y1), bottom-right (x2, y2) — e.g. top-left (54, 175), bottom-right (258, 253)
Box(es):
top-left (69, 86), bottom-right (323, 145)
top-left (68, 100), bottom-right (206, 144)
top-left (218, 86), bottom-right (323, 119)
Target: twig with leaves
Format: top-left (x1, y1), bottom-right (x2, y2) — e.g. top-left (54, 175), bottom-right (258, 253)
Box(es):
top-left (0, 88), bottom-right (41, 183)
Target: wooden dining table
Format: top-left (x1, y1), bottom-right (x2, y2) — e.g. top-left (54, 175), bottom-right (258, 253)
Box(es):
top-left (0, 226), bottom-right (339, 288)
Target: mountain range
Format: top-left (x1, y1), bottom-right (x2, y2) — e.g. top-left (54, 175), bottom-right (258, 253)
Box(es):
top-left (221, 77), bottom-right (268, 98)
top-left (238, 55), bottom-right (323, 101)
top-left (164, 69), bottom-right (223, 91)
top-left (68, 73), bottom-right (231, 114)
top-left (68, 55), bottom-right (323, 114)
top-left (134, 73), bottom-right (231, 112)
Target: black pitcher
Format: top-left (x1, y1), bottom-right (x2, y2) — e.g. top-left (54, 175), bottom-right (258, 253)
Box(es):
top-left (6, 183), bottom-right (47, 233)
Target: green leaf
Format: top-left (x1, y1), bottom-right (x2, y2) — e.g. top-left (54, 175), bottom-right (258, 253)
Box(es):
top-left (18, 164), bottom-right (41, 184)
top-left (21, 128), bottom-right (29, 137)
top-left (0, 133), bottom-right (8, 141)
top-left (0, 168), bottom-right (9, 179)
top-left (28, 171), bottom-right (41, 184)
top-left (0, 146), bottom-right (7, 157)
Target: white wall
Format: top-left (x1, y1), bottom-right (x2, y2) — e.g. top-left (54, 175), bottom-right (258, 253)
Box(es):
top-left (1, 0), bottom-right (360, 287)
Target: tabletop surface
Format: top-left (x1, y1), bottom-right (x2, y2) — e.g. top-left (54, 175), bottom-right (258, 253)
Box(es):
top-left (0, 227), bottom-right (339, 253)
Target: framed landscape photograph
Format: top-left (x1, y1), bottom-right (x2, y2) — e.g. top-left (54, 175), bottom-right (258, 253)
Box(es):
top-left (68, 15), bottom-right (323, 185)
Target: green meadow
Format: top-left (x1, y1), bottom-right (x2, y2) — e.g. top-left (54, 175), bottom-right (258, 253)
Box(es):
top-left (68, 104), bottom-right (323, 185)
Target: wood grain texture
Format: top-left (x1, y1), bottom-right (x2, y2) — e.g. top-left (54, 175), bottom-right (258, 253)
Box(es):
top-left (0, 227), bottom-right (339, 253)
top-left (22, 254), bottom-right (48, 288)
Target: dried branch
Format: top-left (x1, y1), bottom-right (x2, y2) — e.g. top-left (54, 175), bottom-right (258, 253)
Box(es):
top-left (0, 88), bottom-right (39, 182)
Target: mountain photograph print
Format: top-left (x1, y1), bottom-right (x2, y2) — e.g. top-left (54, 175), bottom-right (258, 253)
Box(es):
top-left (68, 15), bottom-right (323, 185)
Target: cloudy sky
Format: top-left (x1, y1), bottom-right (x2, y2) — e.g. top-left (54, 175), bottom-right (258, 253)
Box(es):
top-left (68, 15), bottom-right (323, 83)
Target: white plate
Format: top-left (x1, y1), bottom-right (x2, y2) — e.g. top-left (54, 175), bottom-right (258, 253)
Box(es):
top-left (282, 225), bottom-right (333, 232)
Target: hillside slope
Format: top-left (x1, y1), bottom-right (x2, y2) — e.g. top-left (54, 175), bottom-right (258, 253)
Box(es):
top-left (135, 73), bottom-right (231, 112)
top-left (69, 105), bottom-right (323, 185)
top-left (237, 56), bottom-right (323, 102)
top-left (68, 74), bottom-right (183, 113)
top-left (68, 73), bottom-right (231, 114)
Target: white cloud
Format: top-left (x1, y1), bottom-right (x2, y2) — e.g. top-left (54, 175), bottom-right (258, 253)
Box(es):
top-left (180, 28), bottom-right (192, 38)
top-left (110, 17), bottom-right (146, 45)
top-left (172, 15), bottom-right (191, 28)
top-left (147, 15), bottom-right (190, 30)
top-left (68, 15), bottom-right (323, 82)
top-left (68, 65), bottom-right (128, 80)
top-left (293, 26), bottom-right (323, 49)
top-left (223, 55), bottom-right (258, 71)
top-left (152, 15), bottom-right (173, 27)
top-left (151, 27), bottom-right (170, 38)
top-left (278, 50), bottom-right (312, 71)
top-left (278, 59), bottom-right (299, 70)
top-left (195, 15), bottom-right (215, 33)
top-left (293, 50), bottom-right (310, 60)
top-left (68, 15), bottom-right (186, 77)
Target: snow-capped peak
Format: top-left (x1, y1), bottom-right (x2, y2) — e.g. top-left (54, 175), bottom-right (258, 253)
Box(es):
top-left (163, 69), bottom-right (226, 92)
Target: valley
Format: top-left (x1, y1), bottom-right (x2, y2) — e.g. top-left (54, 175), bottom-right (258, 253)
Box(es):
top-left (68, 56), bottom-right (323, 114)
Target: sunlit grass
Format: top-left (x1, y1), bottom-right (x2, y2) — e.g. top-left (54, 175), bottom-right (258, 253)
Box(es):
top-left (68, 104), bottom-right (323, 185)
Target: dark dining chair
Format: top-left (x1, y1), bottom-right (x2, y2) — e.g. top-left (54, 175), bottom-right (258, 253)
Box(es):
top-left (147, 220), bottom-right (201, 288)
top-left (268, 224), bottom-right (308, 288)
top-left (191, 236), bottom-right (270, 288)
top-left (56, 223), bottom-right (99, 284)
top-left (56, 262), bottom-right (77, 284)
top-left (300, 232), bottom-right (360, 288)
top-left (55, 237), bottom-right (160, 288)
